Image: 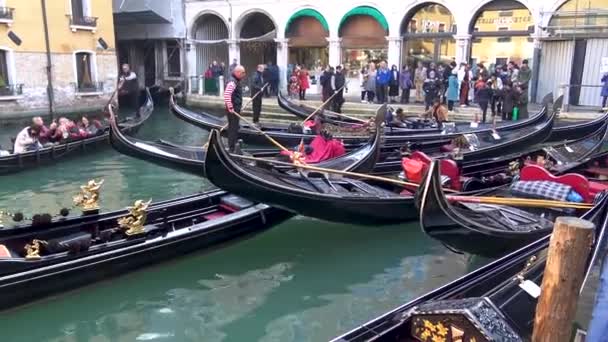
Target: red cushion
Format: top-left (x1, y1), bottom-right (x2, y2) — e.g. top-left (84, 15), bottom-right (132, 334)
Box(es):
top-left (440, 159), bottom-right (461, 190)
top-left (520, 165), bottom-right (592, 202)
top-left (204, 212), bottom-right (227, 220)
top-left (589, 181), bottom-right (608, 198)
top-left (402, 158), bottom-right (427, 183)
top-left (0, 245), bottom-right (11, 258)
top-left (410, 151), bottom-right (432, 164)
top-left (440, 144), bottom-right (455, 153)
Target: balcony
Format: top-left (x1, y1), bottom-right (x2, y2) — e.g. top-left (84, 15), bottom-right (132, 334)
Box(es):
top-left (69, 15), bottom-right (98, 33)
top-left (73, 81), bottom-right (104, 96)
top-left (0, 7), bottom-right (14, 27)
top-left (0, 84), bottom-right (23, 101)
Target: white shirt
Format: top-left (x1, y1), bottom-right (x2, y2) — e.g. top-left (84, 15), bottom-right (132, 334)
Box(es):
top-left (120, 71), bottom-right (137, 81)
top-left (13, 127), bottom-right (40, 154)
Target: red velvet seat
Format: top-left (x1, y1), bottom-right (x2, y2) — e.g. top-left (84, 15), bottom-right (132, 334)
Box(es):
top-left (402, 151), bottom-right (461, 190)
top-left (520, 165), bottom-right (595, 203)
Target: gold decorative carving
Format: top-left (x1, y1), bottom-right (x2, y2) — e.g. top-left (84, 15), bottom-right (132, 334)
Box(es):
top-left (73, 179), bottom-right (104, 212)
top-left (118, 199), bottom-right (151, 236)
top-left (24, 239), bottom-right (46, 260)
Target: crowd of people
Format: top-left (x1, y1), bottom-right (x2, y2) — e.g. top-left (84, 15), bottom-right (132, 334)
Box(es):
top-left (1, 116), bottom-right (104, 155)
top-left (204, 59), bottom-right (280, 97)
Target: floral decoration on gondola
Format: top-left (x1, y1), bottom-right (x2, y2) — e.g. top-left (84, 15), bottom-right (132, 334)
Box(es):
top-left (118, 199), bottom-right (151, 236)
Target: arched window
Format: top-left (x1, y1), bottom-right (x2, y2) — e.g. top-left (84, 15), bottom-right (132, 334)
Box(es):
top-left (74, 51), bottom-right (98, 92)
top-left (547, 0), bottom-right (608, 36)
top-left (238, 11), bottom-right (277, 76)
top-left (470, 0), bottom-right (534, 70)
top-left (401, 3), bottom-right (456, 66)
top-left (285, 9), bottom-right (329, 69)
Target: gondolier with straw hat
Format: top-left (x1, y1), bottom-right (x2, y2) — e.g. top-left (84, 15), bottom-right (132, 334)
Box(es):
top-left (223, 65), bottom-right (246, 152)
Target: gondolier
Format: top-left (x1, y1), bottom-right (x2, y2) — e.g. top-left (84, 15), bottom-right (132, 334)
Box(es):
top-left (223, 65), bottom-right (246, 152)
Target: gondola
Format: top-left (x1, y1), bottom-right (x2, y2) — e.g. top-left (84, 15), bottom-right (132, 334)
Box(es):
top-left (0, 89), bottom-right (154, 175)
top-left (108, 103), bottom-right (383, 176)
top-left (204, 129), bottom-right (418, 225)
top-left (418, 159), bottom-right (608, 257)
top-left (280, 92), bottom-right (608, 143)
top-left (171, 94), bottom-right (557, 148)
top-left (331, 203), bottom-right (608, 341)
top-left (0, 189), bottom-right (292, 310)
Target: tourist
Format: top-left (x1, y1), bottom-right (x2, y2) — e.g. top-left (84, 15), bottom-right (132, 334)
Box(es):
top-left (78, 116), bottom-right (103, 138)
top-left (516, 84), bottom-right (529, 120)
top-left (446, 70), bottom-right (460, 112)
top-left (389, 108), bottom-right (407, 128)
top-left (477, 63), bottom-right (489, 81)
top-left (359, 66), bottom-right (368, 103)
top-left (458, 63), bottom-right (472, 107)
top-left (400, 65), bottom-right (413, 104)
top-left (211, 61), bottom-right (222, 79)
top-left (414, 61), bottom-right (427, 103)
top-left (518, 60), bottom-right (532, 87)
top-left (423, 70), bottom-right (441, 111)
top-left (422, 97), bottom-right (449, 128)
top-left (229, 58), bottom-right (238, 75)
top-left (502, 84), bottom-right (516, 121)
top-left (289, 68), bottom-right (301, 99)
top-left (602, 72), bottom-right (608, 112)
top-left (426, 62), bottom-right (437, 79)
top-left (250, 64), bottom-right (265, 125)
top-left (268, 62), bottom-right (279, 96)
top-left (388, 65), bottom-right (400, 103)
top-left (508, 61), bottom-right (519, 84)
top-left (223, 65), bottom-right (246, 152)
top-left (475, 80), bottom-right (492, 123)
top-left (118, 63), bottom-right (139, 114)
top-left (13, 125), bottom-right (41, 154)
top-left (332, 66), bottom-right (346, 113)
top-left (219, 62), bottom-right (226, 76)
top-left (376, 61), bottom-right (390, 104)
top-left (489, 74), bottom-right (504, 117)
top-left (262, 64), bottom-right (272, 97)
top-left (365, 62), bottom-right (377, 104)
top-left (320, 66), bottom-right (334, 108)
top-left (298, 67), bottom-right (309, 100)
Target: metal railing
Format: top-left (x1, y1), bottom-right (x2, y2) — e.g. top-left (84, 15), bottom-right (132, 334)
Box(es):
top-left (0, 7), bottom-right (14, 20)
top-left (69, 15), bottom-right (98, 27)
top-left (188, 75), bottom-right (224, 96)
top-left (0, 84), bottom-right (23, 96)
top-left (558, 83), bottom-right (604, 112)
top-left (73, 81), bottom-right (104, 93)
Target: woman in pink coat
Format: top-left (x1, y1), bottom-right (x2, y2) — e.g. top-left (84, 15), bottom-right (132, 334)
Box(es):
top-left (298, 67), bottom-right (310, 100)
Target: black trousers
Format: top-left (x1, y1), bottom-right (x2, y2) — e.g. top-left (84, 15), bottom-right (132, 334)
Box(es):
top-left (299, 89), bottom-right (306, 100)
top-left (377, 85), bottom-right (387, 103)
top-left (367, 91), bottom-right (375, 103)
top-left (603, 96), bottom-right (607, 108)
top-left (448, 100), bottom-right (455, 111)
top-left (252, 94), bottom-right (262, 123)
top-left (332, 90), bottom-right (344, 113)
top-left (227, 111), bottom-right (240, 152)
top-left (491, 97), bottom-right (502, 117)
top-left (479, 101), bottom-right (489, 123)
top-left (400, 88), bottom-right (410, 104)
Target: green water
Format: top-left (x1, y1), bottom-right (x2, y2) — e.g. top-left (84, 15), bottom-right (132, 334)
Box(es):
top-left (0, 107), bottom-right (478, 341)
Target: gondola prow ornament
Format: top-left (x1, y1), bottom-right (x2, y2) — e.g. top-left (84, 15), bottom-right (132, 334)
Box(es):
top-left (73, 179), bottom-right (104, 213)
top-left (118, 199), bottom-right (151, 236)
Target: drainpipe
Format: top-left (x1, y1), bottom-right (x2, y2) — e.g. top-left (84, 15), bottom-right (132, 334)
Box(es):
top-left (41, 0), bottom-right (54, 119)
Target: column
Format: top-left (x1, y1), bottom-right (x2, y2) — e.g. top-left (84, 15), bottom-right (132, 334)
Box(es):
top-left (386, 36), bottom-right (402, 68)
top-left (275, 38), bottom-right (289, 92)
top-left (228, 39), bottom-right (240, 64)
top-left (185, 45), bottom-right (198, 94)
top-left (530, 35), bottom-right (542, 103)
top-left (327, 37), bottom-right (341, 67)
top-left (454, 34), bottom-right (471, 65)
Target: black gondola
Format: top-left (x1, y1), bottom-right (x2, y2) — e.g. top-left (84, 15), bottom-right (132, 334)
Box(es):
top-left (418, 159), bottom-right (608, 257)
top-left (0, 190), bottom-right (292, 310)
top-left (108, 103), bottom-right (383, 176)
top-left (172, 94), bottom-right (560, 147)
top-left (204, 129), bottom-right (418, 225)
top-left (0, 89), bottom-right (154, 175)
top-left (280, 92), bottom-right (607, 142)
top-left (331, 203), bottom-right (608, 341)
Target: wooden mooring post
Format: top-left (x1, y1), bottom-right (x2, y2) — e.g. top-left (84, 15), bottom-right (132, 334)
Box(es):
top-left (532, 217), bottom-right (595, 342)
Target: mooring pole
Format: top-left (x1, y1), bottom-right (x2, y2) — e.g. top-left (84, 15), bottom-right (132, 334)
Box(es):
top-left (532, 217), bottom-right (594, 342)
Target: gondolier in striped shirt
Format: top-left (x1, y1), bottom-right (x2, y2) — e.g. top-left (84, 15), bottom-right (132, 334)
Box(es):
top-left (223, 65), bottom-right (246, 152)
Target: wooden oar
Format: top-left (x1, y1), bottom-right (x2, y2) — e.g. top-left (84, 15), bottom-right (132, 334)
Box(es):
top-left (447, 195), bottom-right (593, 210)
top-left (301, 85), bottom-right (346, 124)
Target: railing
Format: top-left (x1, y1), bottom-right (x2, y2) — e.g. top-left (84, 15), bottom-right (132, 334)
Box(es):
top-left (0, 7), bottom-right (14, 20)
top-left (73, 81), bottom-right (104, 93)
top-left (69, 15), bottom-right (98, 28)
top-left (558, 83), bottom-right (604, 112)
top-left (0, 84), bottom-right (23, 97)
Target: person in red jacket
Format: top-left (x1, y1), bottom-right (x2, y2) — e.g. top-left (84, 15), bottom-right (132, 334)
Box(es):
top-left (298, 66), bottom-right (310, 100)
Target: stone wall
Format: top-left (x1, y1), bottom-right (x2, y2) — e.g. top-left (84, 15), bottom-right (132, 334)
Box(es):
top-left (0, 51), bottom-right (118, 119)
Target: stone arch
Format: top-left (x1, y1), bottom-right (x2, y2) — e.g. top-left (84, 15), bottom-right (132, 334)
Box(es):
top-left (191, 12), bottom-right (230, 86)
top-left (400, 1), bottom-right (458, 35)
top-left (234, 9), bottom-right (278, 39)
top-left (468, 0), bottom-right (537, 33)
top-left (189, 10), bottom-right (230, 39)
top-left (235, 10), bottom-right (278, 76)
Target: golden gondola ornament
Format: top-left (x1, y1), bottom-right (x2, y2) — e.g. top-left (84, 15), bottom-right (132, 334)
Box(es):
top-left (24, 239), bottom-right (46, 260)
top-left (73, 179), bottom-right (104, 213)
top-left (118, 199), bottom-right (151, 236)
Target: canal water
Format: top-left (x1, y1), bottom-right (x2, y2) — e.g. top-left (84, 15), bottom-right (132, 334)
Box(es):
top-left (0, 106), bottom-right (592, 341)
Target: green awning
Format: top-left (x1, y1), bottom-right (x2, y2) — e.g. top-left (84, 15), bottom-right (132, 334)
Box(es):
top-left (339, 6), bottom-right (389, 32)
top-left (285, 9), bottom-right (329, 32)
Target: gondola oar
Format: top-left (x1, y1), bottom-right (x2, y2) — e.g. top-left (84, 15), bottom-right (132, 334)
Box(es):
top-left (301, 85), bottom-right (347, 124)
top-left (446, 195), bottom-right (593, 210)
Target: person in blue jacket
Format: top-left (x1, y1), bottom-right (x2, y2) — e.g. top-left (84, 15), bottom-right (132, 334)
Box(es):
top-left (601, 72), bottom-right (608, 112)
top-left (376, 61), bottom-right (391, 104)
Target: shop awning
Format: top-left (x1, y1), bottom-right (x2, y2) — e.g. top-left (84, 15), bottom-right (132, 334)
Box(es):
top-left (286, 9), bottom-right (329, 32)
top-left (339, 6), bottom-right (389, 32)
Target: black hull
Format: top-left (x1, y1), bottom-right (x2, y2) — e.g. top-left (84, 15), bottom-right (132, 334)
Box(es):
top-left (0, 90), bottom-right (154, 175)
top-left (418, 160), bottom-right (608, 257)
top-left (0, 191), bottom-right (292, 310)
top-left (204, 130), bottom-right (417, 225)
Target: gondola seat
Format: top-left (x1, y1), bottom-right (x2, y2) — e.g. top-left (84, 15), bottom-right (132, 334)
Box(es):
top-left (220, 195), bottom-right (254, 212)
top-left (520, 165), bottom-right (595, 202)
top-left (402, 151), bottom-right (461, 189)
top-left (41, 232), bottom-right (92, 255)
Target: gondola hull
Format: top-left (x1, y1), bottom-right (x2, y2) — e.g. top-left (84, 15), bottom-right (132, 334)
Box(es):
top-left (204, 130), bottom-right (417, 225)
top-left (0, 89), bottom-right (154, 175)
top-left (0, 191), bottom-right (292, 310)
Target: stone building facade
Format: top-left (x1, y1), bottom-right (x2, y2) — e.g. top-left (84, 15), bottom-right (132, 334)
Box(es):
top-left (0, 0), bottom-right (117, 117)
top-left (185, 0), bottom-right (608, 106)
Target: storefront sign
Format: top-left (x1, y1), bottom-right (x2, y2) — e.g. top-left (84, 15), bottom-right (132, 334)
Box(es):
top-left (476, 16), bottom-right (531, 26)
top-left (601, 57), bottom-right (608, 73)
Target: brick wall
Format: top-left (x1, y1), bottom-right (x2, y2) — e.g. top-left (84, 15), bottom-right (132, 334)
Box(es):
top-left (0, 51), bottom-right (118, 118)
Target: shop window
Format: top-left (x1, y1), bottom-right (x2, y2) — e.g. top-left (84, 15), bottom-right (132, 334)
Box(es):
top-left (167, 41), bottom-right (181, 77)
top-left (438, 23), bottom-right (446, 32)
